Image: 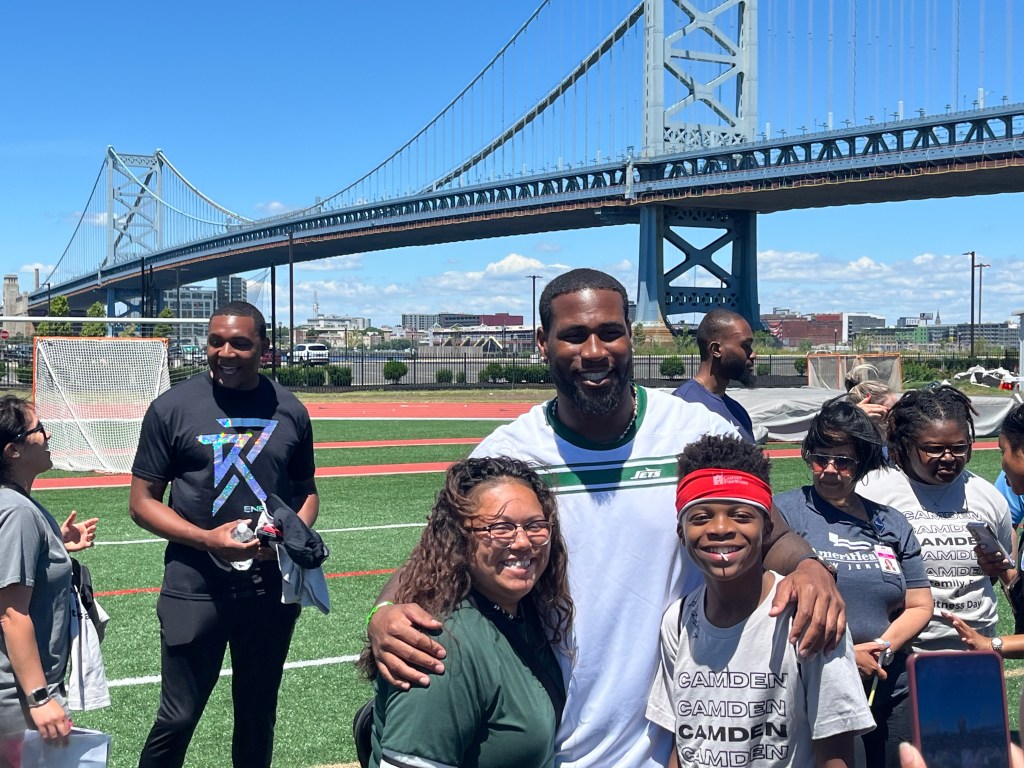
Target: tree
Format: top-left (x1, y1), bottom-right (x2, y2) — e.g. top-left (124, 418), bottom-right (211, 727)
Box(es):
top-left (632, 323), bottom-right (647, 349)
top-left (753, 330), bottom-right (780, 351)
top-left (152, 306), bottom-right (175, 339)
top-left (37, 296), bottom-right (72, 336)
top-left (118, 323), bottom-right (138, 338)
top-left (660, 356), bottom-right (686, 379)
top-left (382, 360), bottom-right (408, 384)
top-left (81, 302), bottom-right (106, 337)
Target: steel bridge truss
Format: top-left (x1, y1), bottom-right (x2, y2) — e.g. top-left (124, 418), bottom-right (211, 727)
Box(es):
top-left (105, 151), bottom-right (163, 269)
top-left (644, 0), bottom-right (757, 154)
top-left (637, 206), bottom-right (757, 326)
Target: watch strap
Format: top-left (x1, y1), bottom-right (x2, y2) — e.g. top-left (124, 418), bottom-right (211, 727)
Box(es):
top-left (27, 687), bottom-right (51, 707)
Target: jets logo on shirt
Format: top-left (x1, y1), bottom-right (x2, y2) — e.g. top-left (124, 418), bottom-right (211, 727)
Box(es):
top-left (197, 418), bottom-right (278, 515)
top-left (630, 468), bottom-right (663, 481)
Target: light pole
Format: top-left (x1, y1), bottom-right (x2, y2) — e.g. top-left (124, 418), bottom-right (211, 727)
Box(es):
top-left (526, 274), bottom-right (541, 351)
top-left (833, 329), bottom-right (838, 352)
top-left (964, 250), bottom-right (976, 355)
top-left (977, 262), bottom-right (991, 351)
top-left (44, 282), bottom-right (51, 317)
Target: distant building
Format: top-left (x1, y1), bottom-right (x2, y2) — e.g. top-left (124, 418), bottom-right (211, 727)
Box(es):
top-left (437, 313), bottom-right (482, 328)
top-left (480, 312), bottom-right (524, 326)
top-left (844, 312), bottom-right (886, 340)
top-left (401, 313), bottom-right (439, 332)
top-left (161, 284), bottom-right (217, 344)
top-left (432, 323), bottom-right (534, 354)
top-left (2, 275), bottom-right (32, 338)
top-left (216, 276), bottom-right (247, 306)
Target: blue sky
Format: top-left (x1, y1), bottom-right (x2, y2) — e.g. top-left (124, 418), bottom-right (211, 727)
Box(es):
top-left (2, 0), bottom-right (1023, 329)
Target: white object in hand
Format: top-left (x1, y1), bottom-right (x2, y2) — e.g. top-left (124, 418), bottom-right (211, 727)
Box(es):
top-left (229, 522), bottom-right (255, 569)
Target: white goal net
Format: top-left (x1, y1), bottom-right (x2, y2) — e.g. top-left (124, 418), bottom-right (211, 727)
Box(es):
top-left (33, 337), bottom-right (171, 473)
top-left (805, 353), bottom-right (903, 392)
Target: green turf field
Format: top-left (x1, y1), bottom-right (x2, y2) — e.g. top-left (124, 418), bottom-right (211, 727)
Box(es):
top-left (44, 419), bottom-right (1018, 767)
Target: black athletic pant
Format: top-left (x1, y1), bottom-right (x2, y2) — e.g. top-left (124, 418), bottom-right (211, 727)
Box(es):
top-left (138, 593), bottom-right (301, 768)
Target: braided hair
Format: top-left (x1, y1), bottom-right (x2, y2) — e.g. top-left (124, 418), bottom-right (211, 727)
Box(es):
top-left (887, 385), bottom-right (976, 470)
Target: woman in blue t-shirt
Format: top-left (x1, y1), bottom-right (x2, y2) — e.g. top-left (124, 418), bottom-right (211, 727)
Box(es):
top-left (776, 399), bottom-right (932, 766)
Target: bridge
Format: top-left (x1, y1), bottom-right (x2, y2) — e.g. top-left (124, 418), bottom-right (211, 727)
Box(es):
top-left (32, 0), bottom-right (1024, 329)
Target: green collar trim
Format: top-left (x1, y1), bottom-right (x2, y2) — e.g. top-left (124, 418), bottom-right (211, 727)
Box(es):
top-left (545, 385), bottom-right (647, 451)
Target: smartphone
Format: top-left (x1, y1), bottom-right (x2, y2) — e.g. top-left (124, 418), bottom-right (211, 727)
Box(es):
top-left (966, 521), bottom-right (1014, 564)
top-left (908, 651), bottom-right (1011, 768)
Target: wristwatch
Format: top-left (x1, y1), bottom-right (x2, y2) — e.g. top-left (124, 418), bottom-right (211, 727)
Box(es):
top-left (991, 637), bottom-right (1004, 656)
top-left (800, 552), bottom-right (839, 581)
top-left (26, 687), bottom-right (51, 707)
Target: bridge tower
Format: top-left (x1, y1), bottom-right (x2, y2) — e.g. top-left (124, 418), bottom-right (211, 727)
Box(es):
top-left (103, 149), bottom-right (164, 317)
top-left (637, 0), bottom-right (760, 330)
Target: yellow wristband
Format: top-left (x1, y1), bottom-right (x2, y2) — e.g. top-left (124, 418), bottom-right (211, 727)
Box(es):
top-left (366, 601), bottom-right (394, 628)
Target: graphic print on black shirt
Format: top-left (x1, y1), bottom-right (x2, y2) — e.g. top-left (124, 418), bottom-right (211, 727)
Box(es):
top-left (133, 374), bottom-right (316, 600)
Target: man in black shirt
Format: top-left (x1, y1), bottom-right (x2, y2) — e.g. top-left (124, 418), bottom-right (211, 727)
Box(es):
top-left (131, 302), bottom-right (319, 768)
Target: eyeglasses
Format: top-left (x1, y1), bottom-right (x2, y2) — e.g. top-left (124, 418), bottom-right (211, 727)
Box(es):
top-left (471, 520), bottom-right (552, 547)
top-left (16, 423), bottom-right (48, 442)
top-left (805, 454), bottom-right (858, 474)
top-left (916, 443), bottom-right (971, 458)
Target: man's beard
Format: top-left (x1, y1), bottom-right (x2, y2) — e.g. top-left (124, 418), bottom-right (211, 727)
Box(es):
top-left (551, 357), bottom-right (634, 417)
top-left (724, 355), bottom-right (756, 387)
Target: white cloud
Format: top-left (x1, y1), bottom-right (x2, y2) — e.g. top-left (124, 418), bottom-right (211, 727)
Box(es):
top-left (81, 212), bottom-right (109, 227)
top-left (19, 262), bottom-right (55, 276)
top-left (483, 253), bottom-right (546, 276)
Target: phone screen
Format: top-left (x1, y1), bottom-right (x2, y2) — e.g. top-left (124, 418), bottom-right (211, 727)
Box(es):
top-left (909, 651), bottom-right (1011, 768)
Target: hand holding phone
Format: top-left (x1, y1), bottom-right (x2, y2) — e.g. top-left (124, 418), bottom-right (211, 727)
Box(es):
top-left (909, 651), bottom-right (1011, 768)
top-left (966, 521), bottom-right (1014, 566)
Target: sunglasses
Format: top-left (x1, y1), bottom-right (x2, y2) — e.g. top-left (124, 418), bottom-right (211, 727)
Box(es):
top-left (805, 454), bottom-right (858, 474)
top-left (16, 423), bottom-right (49, 442)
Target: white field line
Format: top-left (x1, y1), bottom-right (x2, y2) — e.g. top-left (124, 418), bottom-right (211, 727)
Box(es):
top-left (93, 522), bottom-right (425, 547)
top-left (109, 654), bottom-right (360, 688)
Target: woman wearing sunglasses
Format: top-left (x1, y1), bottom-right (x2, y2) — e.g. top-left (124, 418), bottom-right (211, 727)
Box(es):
top-left (0, 396), bottom-right (98, 759)
top-left (359, 457), bottom-right (573, 768)
top-left (776, 399), bottom-right (932, 765)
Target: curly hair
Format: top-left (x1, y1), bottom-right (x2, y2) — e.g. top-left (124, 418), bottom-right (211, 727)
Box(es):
top-left (538, 269), bottom-right (629, 332)
top-left (1003, 403), bottom-right (1024, 454)
top-left (677, 433), bottom-right (772, 485)
top-left (887, 385), bottom-right (977, 469)
top-left (361, 457), bottom-right (573, 679)
top-left (803, 397), bottom-right (886, 483)
top-left (0, 395), bottom-right (35, 485)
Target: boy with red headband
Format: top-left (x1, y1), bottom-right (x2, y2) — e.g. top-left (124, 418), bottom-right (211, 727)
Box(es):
top-left (647, 435), bottom-right (873, 768)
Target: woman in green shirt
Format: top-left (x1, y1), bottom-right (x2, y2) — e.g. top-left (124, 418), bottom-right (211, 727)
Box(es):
top-left (361, 457), bottom-right (573, 768)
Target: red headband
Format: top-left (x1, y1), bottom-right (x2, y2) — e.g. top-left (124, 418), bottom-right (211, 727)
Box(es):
top-left (675, 468), bottom-right (772, 520)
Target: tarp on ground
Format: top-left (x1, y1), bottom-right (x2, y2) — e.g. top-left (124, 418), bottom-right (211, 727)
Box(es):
top-left (659, 387), bottom-right (1019, 442)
